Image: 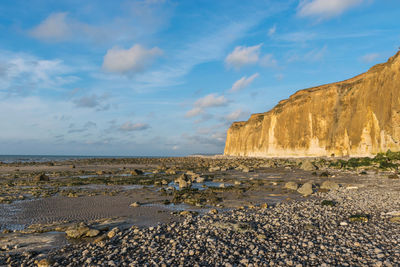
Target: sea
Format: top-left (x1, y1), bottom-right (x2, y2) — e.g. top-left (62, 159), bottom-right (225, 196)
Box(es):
top-left (0, 155), bottom-right (147, 163)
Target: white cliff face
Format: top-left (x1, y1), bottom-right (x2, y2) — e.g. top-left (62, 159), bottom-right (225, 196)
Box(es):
top-left (224, 51), bottom-right (400, 157)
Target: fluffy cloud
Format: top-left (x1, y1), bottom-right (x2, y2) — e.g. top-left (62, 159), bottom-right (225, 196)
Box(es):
top-left (298, 0), bottom-right (364, 19)
top-left (230, 73), bottom-right (259, 92)
top-left (102, 44), bottom-right (163, 74)
top-left (119, 122), bottom-right (150, 132)
top-left (186, 94), bottom-right (228, 118)
top-left (30, 12), bottom-right (71, 41)
top-left (225, 44), bottom-right (262, 70)
top-left (225, 44), bottom-right (277, 70)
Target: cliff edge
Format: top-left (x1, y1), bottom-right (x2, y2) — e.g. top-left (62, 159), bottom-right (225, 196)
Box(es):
top-left (224, 51), bottom-right (400, 157)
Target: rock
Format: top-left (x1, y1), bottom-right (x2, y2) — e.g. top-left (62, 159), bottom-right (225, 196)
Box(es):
top-left (209, 167), bottom-right (220, 172)
top-left (389, 216), bottom-right (400, 223)
top-left (340, 221), bottom-right (348, 226)
top-left (320, 181), bottom-right (339, 190)
top-left (349, 214), bottom-right (369, 223)
top-left (284, 181), bottom-right (299, 191)
top-left (224, 51), bottom-right (400, 157)
top-left (165, 169), bottom-right (176, 175)
top-left (195, 176), bottom-right (205, 183)
top-left (209, 209), bottom-right (218, 214)
top-left (86, 229), bottom-right (100, 237)
top-left (297, 182), bottom-right (314, 196)
top-left (65, 226), bottom-right (90, 238)
top-left (175, 174), bottom-right (191, 189)
top-left (34, 173), bottom-right (49, 181)
top-left (179, 210), bottom-right (198, 216)
top-left (130, 169), bottom-right (143, 175)
top-left (130, 202), bottom-right (141, 207)
top-left (107, 227), bottom-right (119, 239)
top-left (93, 235), bottom-right (107, 244)
top-left (35, 259), bottom-right (51, 267)
top-left (300, 161), bottom-right (317, 171)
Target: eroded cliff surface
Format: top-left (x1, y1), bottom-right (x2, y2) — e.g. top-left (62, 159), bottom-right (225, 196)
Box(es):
top-left (224, 51), bottom-right (400, 157)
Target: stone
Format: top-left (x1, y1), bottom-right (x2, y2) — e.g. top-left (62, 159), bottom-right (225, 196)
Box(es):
top-left (65, 226), bottom-right (90, 238)
top-left (209, 167), bottom-right (221, 172)
top-left (196, 176), bottom-right (205, 183)
top-left (224, 51), bottom-right (400, 157)
top-left (297, 182), bottom-right (314, 196)
top-left (209, 209), bottom-right (218, 214)
top-left (86, 229), bottom-right (100, 237)
top-left (130, 202), bottom-right (141, 207)
top-left (35, 259), bottom-right (51, 267)
top-left (285, 182), bottom-right (299, 191)
top-left (389, 216), bottom-right (400, 223)
top-left (130, 169), bottom-right (143, 175)
top-left (320, 181), bottom-right (339, 190)
top-left (107, 227), bottom-right (119, 239)
top-left (34, 173), bottom-right (49, 181)
top-left (300, 161), bottom-right (317, 171)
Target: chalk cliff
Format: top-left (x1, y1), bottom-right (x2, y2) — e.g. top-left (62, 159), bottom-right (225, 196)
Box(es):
top-left (224, 51), bottom-right (400, 157)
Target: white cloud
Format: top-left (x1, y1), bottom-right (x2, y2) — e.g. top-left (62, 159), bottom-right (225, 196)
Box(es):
top-left (230, 73), bottom-right (259, 92)
top-left (225, 44), bottom-right (262, 70)
top-left (194, 94), bottom-right (228, 108)
top-left (102, 44), bottom-right (163, 74)
top-left (30, 12), bottom-right (71, 41)
top-left (0, 50), bottom-right (77, 93)
top-left (119, 122), bottom-right (150, 131)
top-left (298, 0), bottom-right (364, 19)
top-left (268, 24), bottom-right (277, 36)
top-left (360, 53), bottom-right (379, 63)
top-left (29, 12), bottom-right (137, 44)
top-left (186, 94), bottom-right (228, 118)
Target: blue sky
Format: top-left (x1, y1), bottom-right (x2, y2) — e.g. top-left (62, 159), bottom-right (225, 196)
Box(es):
top-left (0, 0), bottom-right (399, 156)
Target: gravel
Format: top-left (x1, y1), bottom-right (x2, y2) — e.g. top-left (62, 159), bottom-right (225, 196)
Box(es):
top-left (3, 181), bottom-right (400, 266)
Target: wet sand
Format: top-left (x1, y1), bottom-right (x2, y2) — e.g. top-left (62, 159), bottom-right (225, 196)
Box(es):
top-left (0, 156), bottom-right (397, 258)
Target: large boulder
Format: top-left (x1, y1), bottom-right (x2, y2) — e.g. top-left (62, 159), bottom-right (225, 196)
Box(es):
top-left (297, 182), bottom-right (314, 196)
top-left (65, 226), bottom-right (90, 238)
top-left (34, 173), bottom-right (49, 181)
top-left (320, 181), bottom-right (339, 190)
top-left (175, 173), bottom-right (191, 189)
top-left (284, 181), bottom-right (299, 191)
top-left (300, 161), bottom-right (317, 171)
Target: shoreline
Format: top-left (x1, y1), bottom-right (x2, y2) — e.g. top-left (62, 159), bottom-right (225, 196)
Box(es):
top-left (0, 156), bottom-right (399, 265)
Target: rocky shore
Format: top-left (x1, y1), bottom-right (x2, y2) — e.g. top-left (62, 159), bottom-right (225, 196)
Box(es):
top-left (3, 184), bottom-right (400, 266)
top-left (1, 154), bottom-right (400, 265)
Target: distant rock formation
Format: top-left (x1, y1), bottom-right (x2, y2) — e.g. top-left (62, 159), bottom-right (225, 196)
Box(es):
top-left (224, 51), bottom-right (400, 157)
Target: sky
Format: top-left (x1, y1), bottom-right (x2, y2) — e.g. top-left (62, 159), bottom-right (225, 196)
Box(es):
top-left (0, 0), bottom-right (399, 156)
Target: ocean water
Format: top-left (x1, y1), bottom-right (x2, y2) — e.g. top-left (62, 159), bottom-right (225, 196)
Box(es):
top-left (0, 155), bottom-right (147, 163)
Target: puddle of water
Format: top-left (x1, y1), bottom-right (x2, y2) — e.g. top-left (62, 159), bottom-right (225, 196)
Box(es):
top-left (167, 181), bottom-right (233, 191)
top-left (59, 184), bottom-right (145, 191)
top-left (145, 203), bottom-right (211, 214)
